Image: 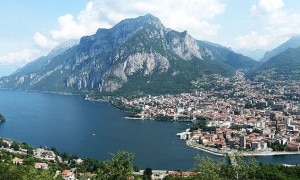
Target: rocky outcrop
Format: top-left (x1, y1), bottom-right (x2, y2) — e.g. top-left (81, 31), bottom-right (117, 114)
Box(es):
top-left (168, 31), bottom-right (202, 60)
top-left (100, 52), bottom-right (170, 92)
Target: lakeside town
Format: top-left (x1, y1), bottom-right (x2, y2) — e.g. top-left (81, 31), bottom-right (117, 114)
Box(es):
top-left (119, 71), bottom-right (300, 155)
top-left (1, 70), bottom-right (300, 179)
top-left (1, 71), bottom-right (300, 178)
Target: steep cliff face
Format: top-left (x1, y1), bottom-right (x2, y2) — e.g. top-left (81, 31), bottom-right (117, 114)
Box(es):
top-left (101, 52), bottom-right (170, 92)
top-left (167, 31), bottom-right (202, 60)
top-left (0, 14), bottom-right (256, 95)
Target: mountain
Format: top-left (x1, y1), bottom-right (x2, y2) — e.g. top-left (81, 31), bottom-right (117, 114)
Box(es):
top-left (47, 39), bottom-right (79, 58)
top-left (261, 36), bottom-right (300, 62)
top-left (12, 40), bottom-right (79, 77)
top-left (0, 14), bottom-right (257, 95)
top-left (236, 49), bottom-right (265, 61)
top-left (197, 41), bottom-right (259, 69)
top-left (247, 47), bottom-right (300, 81)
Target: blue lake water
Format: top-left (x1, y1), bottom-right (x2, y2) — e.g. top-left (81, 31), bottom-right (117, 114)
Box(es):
top-left (0, 90), bottom-right (299, 169)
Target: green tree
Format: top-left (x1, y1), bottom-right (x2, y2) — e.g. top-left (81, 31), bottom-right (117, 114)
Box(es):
top-left (244, 103), bottom-right (254, 109)
top-left (23, 157), bottom-right (36, 166)
top-left (193, 156), bottom-right (226, 180)
top-left (10, 141), bottom-right (20, 151)
top-left (192, 155), bottom-right (261, 180)
top-left (97, 151), bottom-right (134, 180)
top-left (133, 165), bottom-right (140, 172)
top-left (225, 154), bottom-right (260, 180)
top-left (27, 149), bottom-right (34, 156)
top-left (21, 166), bottom-right (53, 180)
top-left (0, 139), bottom-right (9, 148)
top-left (0, 163), bottom-right (23, 180)
top-left (271, 141), bottom-right (286, 151)
top-left (252, 128), bottom-right (262, 135)
top-left (80, 158), bottom-right (101, 173)
top-left (0, 113), bottom-right (5, 122)
top-left (190, 117), bottom-right (207, 131)
top-left (143, 168), bottom-right (152, 180)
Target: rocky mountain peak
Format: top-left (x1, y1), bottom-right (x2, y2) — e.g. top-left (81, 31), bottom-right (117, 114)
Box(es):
top-left (77, 14), bottom-right (165, 58)
top-left (0, 14), bottom-right (256, 95)
top-left (48, 39), bottom-right (79, 58)
top-left (138, 13), bottom-right (163, 26)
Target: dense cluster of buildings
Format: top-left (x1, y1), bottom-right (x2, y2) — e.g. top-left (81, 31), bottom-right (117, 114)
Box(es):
top-left (121, 71), bottom-right (300, 152)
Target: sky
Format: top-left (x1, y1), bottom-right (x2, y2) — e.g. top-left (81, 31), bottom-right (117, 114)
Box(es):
top-left (1, 0), bottom-right (300, 77)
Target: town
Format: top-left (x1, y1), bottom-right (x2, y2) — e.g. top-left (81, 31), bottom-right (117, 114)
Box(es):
top-left (1, 69), bottom-right (300, 179)
top-left (120, 71), bottom-right (300, 155)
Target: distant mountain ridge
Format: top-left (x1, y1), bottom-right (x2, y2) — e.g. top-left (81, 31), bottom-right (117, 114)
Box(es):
top-left (197, 41), bottom-right (258, 69)
top-left (247, 47), bottom-right (300, 81)
top-left (236, 49), bottom-right (265, 61)
top-left (12, 39), bottom-right (79, 77)
top-left (261, 36), bottom-right (300, 62)
top-left (0, 14), bottom-right (257, 95)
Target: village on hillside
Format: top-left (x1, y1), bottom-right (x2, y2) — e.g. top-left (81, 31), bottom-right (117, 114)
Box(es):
top-left (0, 138), bottom-right (89, 179)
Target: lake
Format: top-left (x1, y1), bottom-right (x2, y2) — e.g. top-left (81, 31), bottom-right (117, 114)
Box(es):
top-left (0, 90), bottom-right (299, 169)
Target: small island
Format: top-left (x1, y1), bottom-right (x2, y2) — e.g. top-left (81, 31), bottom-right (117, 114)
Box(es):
top-left (0, 113), bottom-right (5, 123)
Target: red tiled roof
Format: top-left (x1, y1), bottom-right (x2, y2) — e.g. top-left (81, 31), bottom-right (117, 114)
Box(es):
top-left (61, 170), bottom-right (71, 176)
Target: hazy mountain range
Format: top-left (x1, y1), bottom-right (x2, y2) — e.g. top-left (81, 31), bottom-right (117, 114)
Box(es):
top-left (0, 14), bottom-right (299, 95)
top-left (261, 36), bottom-right (300, 63)
top-left (248, 47), bottom-right (300, 81)
top-left (236, 49), bottom-right (266, 61)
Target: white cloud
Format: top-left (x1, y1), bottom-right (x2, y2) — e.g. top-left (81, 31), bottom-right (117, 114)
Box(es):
top-left (251, 0), bottom-right (285, 16)
top-left (36, 0), bottom-right (226, 45)
top-left (90, 0), bottom-right (226, 40)
top-left (233, 0), bottom-right (300, 51)
top-left (266, 11), bottom-right (300, 36)
top-left (0, 49), bottom-right (41, 66)
top-left (1, 0), bottom-right (226, 70)
top-left (234, 32), bottom-right (269, 50)
top-left (33, 32), bottom-right (57, 49)
top-left (50, 14), bottom-right (85, 40)
top-left (49, 1), bottom-right (106, 42)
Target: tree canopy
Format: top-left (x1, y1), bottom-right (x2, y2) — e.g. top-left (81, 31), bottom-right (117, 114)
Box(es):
top-left (97, 151), bottom-right (134, 180)
top-left (0, 113), bottom-right (5, 122)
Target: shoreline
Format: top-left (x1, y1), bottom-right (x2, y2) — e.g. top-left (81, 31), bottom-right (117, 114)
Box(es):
top-left (0, 88), bottom-right (81, 96)
top-left (186, 139), bottom-right (300, 157)
top-left (186, 140), bottom-right (224, 156)
top-left (85, 98), bottom-right (109, 102)
top-left (124, 117), bottom-right (146, 120)
top-left (0, 89), bottom-right (194, 122)
top-left (124, 116), bottom-right (193, 122)
top-left (3, 89), bottom-right (300, 157)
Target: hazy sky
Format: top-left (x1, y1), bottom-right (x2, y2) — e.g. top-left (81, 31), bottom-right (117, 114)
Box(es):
top-left (1, 0), bottom-right (300, 76)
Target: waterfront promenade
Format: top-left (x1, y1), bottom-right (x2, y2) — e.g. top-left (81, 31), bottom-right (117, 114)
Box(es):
top-left (186, 139), bottom-right (300, 157)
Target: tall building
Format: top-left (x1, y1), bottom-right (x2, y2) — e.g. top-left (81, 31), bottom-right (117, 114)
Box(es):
top-left (239, 135), bottom-right (246, 149)
top-left (270, 112), bottom-right (278, 121)
top-left (270, 112), bottom-right (279, 134)
top-left (275, 119), bottom-right (279, 135)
